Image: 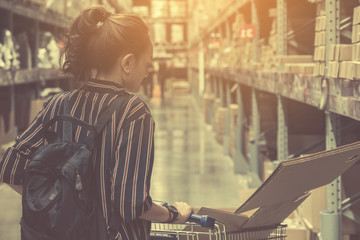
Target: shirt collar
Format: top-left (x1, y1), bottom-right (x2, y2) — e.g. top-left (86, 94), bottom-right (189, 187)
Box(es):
top-left (83, 79), bottom-right (125, 93)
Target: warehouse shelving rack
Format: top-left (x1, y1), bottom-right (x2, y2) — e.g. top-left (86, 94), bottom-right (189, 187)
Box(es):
top-left (0, 0), bottom-right (74, 140)
top-left (188, 0), bottom-right (360, 239)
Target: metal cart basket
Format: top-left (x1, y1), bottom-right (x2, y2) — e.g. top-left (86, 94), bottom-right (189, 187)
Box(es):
top-left (150, 220), bottom-right (287, 240)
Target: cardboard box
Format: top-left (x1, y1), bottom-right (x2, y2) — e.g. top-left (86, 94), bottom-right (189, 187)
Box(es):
top-left (334, 44), bottom-right (341, 60)
top-left (278, 55), bottom-right (313, 64)
top-left (319, 62), bottom-right (325, 76)
top-left (314, 46), bottom-right (326, 61)
top-left (197, 142), bottom-right (360, 236)
top-left (339, 45), bottom-right (353, 61)
top-left (353, 62), bottom-right (360, 79)
top-left (352, 24), bottom-right (360, 44)
top-left (314, 32), bottom-right (325, 46)
top-left (328, 61), bottom-right (339, 78)
top-left (353, 6), bottom-right (360, 26)
top-left (339, 61), bottom-right (348, 79)
top-left (339, 61), bottom-right (354, 79)
top-left (329, 44), bottom-right (336, 61)
top-left (353, 43), bottom-right (360, 61)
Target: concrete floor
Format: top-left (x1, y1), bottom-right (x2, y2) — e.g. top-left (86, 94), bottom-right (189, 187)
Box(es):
top-left (0, 89), bottom-right (252, 239)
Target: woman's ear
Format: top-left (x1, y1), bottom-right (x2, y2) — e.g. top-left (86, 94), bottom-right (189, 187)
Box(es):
top-left (121, 53), bottom-right (136, 74)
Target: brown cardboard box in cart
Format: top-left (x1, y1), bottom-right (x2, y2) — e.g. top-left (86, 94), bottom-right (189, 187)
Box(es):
top-left (196, 142), bottom-right (360, 236)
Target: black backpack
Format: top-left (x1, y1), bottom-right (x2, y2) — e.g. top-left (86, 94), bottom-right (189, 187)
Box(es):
top-left (20, 94), bottom-right (129, 240)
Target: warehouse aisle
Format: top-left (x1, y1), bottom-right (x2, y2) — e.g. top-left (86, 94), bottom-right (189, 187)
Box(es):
top-left (147, 92), bottom-right (251, 208)
top-left (0, 89), bottom-right (251, 240)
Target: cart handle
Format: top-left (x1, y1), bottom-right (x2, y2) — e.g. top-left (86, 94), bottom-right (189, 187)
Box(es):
top-left (188, 214), bottom-right (215, 229)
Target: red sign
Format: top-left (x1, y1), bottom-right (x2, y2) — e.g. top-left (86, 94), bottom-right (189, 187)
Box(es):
top-left (239, 25), bottom-right (256, 39)
top-left (209, 39), bottom-right (222, 49)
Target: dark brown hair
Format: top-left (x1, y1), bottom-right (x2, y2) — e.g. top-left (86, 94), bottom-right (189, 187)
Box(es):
top-left (61, 5), bottom-right (151, 81)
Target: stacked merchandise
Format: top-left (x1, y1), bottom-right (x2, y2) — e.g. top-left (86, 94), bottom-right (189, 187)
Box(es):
top-left (0, 30), bottom-right (20, 71)
top-left (328, 5), bottom-right (360, 79)
top-left (37, 32), bottom-right (61, 69)
top-left (259, 8), bottom-right (278, 72)
top-left (280, 55), bottom-right (315, 75)
top-left (313, 2), bottom-right (326, 77)
top-left (230, 13), bottom-right (253, 70)
top-left (352, 6), bottom-right (360, 79)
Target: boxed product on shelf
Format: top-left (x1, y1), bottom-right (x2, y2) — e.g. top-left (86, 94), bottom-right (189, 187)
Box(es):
top-left (314, 62), bottom-right (325, 76)
top-left (339, 44), bottom-right (353, 61)
top-left (353, 43), bottom-right (360, 61)
top-left (314, 46), bottom-right (325, 61)
top-left (278, 55), bottom-right (314, 64)
top-left (353, 5), bottom-right (360, 26)
top-left (314, 31), bottom-right (326, 46)
top-left (329, 44), bottom-right (341, 61)
top-left (352, 24), bottom-right (360, 44)
top-left (353, 62), bottom-right (360, 79)
top-left (315, 16), bottom-right (326, 31)
top-left (284, 64), bottom-right (315, 75)
top-left (339, 61), bottom-right (354, 79)
top-left (328, 61), bottom-right (339, 78)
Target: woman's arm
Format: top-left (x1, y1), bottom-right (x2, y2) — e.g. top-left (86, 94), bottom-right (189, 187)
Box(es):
top-left (139, 201), bottom-right (193, 224)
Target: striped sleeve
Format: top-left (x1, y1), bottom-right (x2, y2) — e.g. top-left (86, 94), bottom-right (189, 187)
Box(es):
top-left (112, 112), bottom-right (155, 223)
top-left (0, 97), bottom-right (53, 184)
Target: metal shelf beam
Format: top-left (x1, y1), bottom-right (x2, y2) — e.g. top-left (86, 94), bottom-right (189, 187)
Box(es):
top-left (0, 0), bottom-right (71, 28)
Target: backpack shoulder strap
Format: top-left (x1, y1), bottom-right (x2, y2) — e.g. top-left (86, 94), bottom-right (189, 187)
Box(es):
top-left (62, 95), bottom-right (73, 143)
top-left (93, 93), bottom-right (131, 133)
top-left (83, 92), bottom-right (132, 148)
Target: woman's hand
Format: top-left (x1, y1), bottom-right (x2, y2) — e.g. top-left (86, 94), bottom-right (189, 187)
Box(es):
top-left (172, 202), bottom-right (193, 224)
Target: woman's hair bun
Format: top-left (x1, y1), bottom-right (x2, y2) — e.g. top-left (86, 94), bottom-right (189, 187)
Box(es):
top-left (71, 5), bottom-right (109, 36)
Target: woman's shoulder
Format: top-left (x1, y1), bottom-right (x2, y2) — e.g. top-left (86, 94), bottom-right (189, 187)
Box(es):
top-left (123, 94), bottom-right (152, 121)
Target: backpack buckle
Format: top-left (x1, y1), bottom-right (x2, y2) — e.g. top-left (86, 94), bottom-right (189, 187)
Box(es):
top-left (107, 226), bottom-right (120, 239)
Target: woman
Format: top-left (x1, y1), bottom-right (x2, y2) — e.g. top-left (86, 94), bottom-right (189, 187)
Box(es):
top-left (0, 5), bottom-right (192, 240)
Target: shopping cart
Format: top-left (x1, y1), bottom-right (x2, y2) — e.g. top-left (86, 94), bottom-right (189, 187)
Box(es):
top-left (150, 214), bottom-right (287, 240)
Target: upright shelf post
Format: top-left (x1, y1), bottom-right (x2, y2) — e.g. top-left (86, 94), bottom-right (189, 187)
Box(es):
top-left (223, 80), bottom-right (231, 155)
top-left (234, 83), bottom-right (249, 174)
top-left (321, 1), bottom-right (341, 239)
top-left (249, 0), bottom-right (260, 178)
top-left (276, 0), bottom-right (288, 162)
top-left (251, 0), bottom-right (259, 62)
top-left (322, 112), bottom-right (341, 240)
top-left (277, 0), bottom-right (287, 57)
top-left (277, 95), bottom-right (288, 161)
top-left (198, 41), bottom-right (205, 100)
top-left (250, 88), bottom-right (260, 177)
top-left (223, 19), bottom-right (232, 155)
